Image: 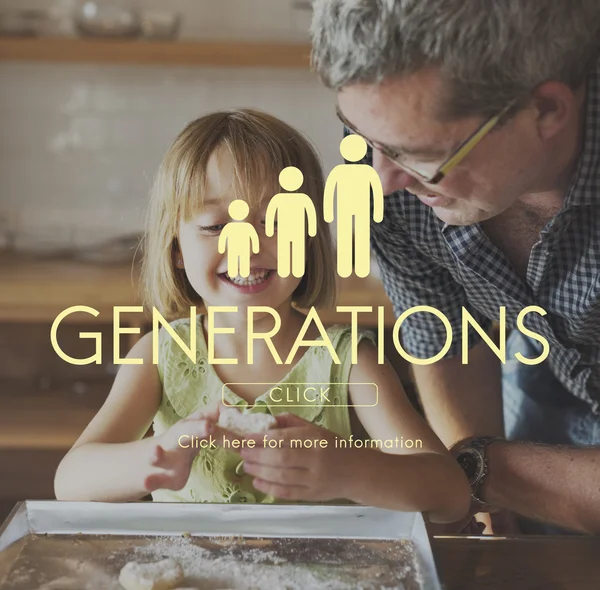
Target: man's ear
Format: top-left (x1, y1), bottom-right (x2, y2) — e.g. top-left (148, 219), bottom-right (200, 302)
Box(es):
top-left (531, 81), bottom-right (578, 140)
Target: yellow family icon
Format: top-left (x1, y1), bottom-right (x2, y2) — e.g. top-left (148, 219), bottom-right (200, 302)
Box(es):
top-left (218, 199), bottom-right (260, 278)
top-left (266, 166), bottom-right (317, 278)
top-left (324, 135), bottom-right (384, 278)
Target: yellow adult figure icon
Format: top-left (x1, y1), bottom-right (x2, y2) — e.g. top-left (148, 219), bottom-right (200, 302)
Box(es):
top-left (324, 134), bottom-right (384, 278)
top-left (218, 199), bottom-right (260, 278)
top-left (266, 166), bottom-right (317, 278)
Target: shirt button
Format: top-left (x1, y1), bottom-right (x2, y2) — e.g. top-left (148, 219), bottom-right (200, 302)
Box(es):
top-left (235, 460), bottom-right (245, 476)
top-left (229, 491), bottom-right (255, 504)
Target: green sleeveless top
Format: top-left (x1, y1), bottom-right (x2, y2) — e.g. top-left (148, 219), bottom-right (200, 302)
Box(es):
top-left (151, 316), bottom-right (374, 504)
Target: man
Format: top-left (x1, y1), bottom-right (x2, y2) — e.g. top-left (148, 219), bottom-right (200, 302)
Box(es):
top-left (311, 0), bottom-right (600, 534)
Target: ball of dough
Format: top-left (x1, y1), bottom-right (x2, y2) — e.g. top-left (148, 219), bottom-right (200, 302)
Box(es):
top-left (218, 407), bottom-right (277, 436)
top-left (119, 558), bottom-right (184, 590)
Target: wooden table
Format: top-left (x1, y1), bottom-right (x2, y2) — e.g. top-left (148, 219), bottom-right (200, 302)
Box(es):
top-left (432, 535), bottom-right (600, 589)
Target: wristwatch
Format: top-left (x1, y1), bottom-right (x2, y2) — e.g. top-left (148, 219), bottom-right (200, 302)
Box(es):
top-left (454, 436), bottom-right (503, 507)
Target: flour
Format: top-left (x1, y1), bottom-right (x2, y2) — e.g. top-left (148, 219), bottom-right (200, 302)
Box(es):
top-left (130, 535), bottom-right (419, 590)
top-left (1, 534), bottom-right (421, 590)
top-left (119, 558), bottom-right (184, 590)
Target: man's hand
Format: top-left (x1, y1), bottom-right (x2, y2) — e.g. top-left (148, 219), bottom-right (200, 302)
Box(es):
top-left (241, 413), bottom-right (351, 502)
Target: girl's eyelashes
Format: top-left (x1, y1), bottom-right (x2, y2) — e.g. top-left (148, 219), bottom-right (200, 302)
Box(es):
top-left (197, 219), bottom-right (276, 234)
top-left (198, 223), bottom-right (226, 234)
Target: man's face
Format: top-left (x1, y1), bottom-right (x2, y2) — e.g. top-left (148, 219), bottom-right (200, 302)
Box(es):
top-left (337, 68), bottom-right (542, 226)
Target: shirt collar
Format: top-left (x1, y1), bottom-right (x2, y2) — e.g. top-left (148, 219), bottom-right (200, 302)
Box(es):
top-left (564, 56), bottom-right (600, 207)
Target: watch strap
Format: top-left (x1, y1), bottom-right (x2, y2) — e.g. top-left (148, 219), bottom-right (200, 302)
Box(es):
top-left (456, 436), bottom-right (503, 508)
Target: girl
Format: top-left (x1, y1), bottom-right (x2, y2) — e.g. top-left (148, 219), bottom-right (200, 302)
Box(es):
top-left (54, 109), bottom-right (469, 523)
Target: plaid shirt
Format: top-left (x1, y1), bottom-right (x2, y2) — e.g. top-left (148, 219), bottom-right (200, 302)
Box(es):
top-left (359, 58), bottom-right (600, 414)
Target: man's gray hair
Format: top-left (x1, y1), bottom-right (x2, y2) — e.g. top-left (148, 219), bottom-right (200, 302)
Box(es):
top-left (311, 0), bottom-right (600, 119)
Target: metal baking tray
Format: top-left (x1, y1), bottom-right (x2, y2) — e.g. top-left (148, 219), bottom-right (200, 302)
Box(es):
top-left (0, 502), bottom-right (441, 589)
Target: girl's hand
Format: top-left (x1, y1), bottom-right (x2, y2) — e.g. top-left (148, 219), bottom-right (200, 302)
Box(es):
top-left (241, 413), bottom-right (353, 502)
top-left (144, 408), bottom-right (219, 492)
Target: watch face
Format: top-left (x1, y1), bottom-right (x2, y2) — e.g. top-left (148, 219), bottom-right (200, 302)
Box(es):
top-left (457, 449), bottom-right (484, 486)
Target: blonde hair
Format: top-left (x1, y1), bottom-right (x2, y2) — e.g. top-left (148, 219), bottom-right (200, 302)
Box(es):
top-left (142, 108), bottom-right (336, 320)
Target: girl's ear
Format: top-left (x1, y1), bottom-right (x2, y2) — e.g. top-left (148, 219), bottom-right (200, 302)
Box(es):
top-left (171, 241), bottom-right (184, 269)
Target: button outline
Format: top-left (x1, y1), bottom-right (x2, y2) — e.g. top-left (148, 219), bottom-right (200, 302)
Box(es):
top-left (222, 382), bottom-right (378, 407)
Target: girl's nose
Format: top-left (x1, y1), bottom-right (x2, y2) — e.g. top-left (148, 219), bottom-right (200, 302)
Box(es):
top-left (372, 149), bottom-right (415, 195)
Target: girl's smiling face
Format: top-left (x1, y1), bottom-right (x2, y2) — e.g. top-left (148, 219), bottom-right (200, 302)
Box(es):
top-left (176, 148), bottom-right (302, 310)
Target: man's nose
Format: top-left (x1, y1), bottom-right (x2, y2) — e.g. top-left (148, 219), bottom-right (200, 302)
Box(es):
top-left (372, 149), bottom-right (414, 195)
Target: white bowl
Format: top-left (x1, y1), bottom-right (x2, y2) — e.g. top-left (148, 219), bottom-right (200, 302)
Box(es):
top-left (74, 1), bottom-right (141, 38)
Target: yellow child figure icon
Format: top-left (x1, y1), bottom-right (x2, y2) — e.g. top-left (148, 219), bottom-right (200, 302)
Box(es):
top-left (266, 166), bottom-right (317, 278)
top-left (218, 199), bottom-right (260, 278)
top-left (324, 135), bottom-right (384, 278)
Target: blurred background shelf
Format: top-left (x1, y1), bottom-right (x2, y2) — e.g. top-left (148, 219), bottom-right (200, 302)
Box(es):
top-left (0, 37), bottom-right (312, 67)
top-left (0, 253), bottom-right (141, 323)
top-left (0, 381), bottom-right (111, 519)
top-left (0, 382), bottom-right (108, 451)
top-left (0, 253), bottom-right (394, 327)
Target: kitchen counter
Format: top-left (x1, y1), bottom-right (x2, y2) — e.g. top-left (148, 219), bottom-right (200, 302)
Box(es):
top-left (432, 534), bottom-right (600, 590)
top-left (1, 500), bottom-right (598, 590)
top-left (0, 500), bottom-right (596, 590)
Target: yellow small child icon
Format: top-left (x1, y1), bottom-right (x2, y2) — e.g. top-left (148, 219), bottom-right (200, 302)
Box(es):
top-left (218, 199), bottom-right (260, 278)
top-left (324, 135), bottom-right (384, 278)
top-left (266, 166), bottom-right (317, 278)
